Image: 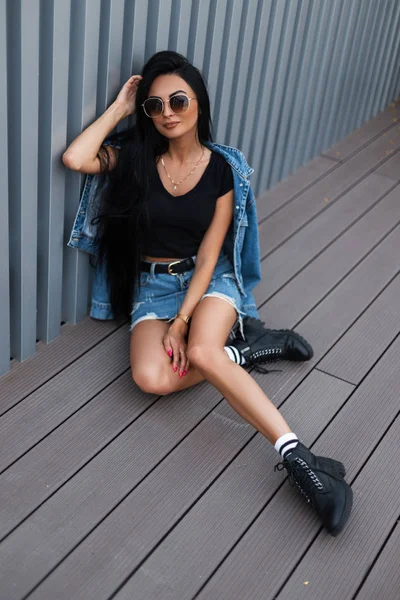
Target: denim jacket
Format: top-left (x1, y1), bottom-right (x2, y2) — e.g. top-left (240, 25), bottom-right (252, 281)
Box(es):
top-left (67, 140), bottom-right (261, 320)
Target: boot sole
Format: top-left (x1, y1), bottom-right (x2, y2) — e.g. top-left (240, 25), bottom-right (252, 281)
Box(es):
top-left (328, 481), bottom-right (353, 536)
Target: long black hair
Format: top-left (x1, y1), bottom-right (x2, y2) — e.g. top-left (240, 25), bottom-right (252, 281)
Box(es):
top-left (92, 51), bottom-right (213, 319)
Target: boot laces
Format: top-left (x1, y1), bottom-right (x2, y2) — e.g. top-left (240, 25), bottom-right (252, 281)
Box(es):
top-left (247, 359), bottom-right (282, 374)
top-left (251, 347), bottom-right (283, 360)
top-left (246, 348), bottom-right (283, 374)
top-left (275, 457), bottom-right (326, 505)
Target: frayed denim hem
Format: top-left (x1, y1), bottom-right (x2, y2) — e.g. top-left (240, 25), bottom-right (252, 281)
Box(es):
top-left (201, 291), bottom-right (245, 340)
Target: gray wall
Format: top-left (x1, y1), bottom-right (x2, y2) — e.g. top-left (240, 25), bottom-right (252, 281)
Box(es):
top-left (1, 0), bottom-right (400, 375)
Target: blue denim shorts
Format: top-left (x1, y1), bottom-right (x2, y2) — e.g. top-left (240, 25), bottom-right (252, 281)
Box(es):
top-left (129, 253), bottom-right (245, 335)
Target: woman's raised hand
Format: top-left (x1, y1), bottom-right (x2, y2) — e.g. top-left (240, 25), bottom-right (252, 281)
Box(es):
top-left (114, 75), bottom-right (142, 118)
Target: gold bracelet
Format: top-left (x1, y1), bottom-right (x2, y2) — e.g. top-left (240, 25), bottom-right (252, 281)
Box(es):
top-left (176, 313), bottom-right (191, 326)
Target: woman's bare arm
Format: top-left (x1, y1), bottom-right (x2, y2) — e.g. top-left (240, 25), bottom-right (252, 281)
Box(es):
top-left (62, 103), bottom-right (124, 174)
top-left (62, 75), bottom-right (141, 174)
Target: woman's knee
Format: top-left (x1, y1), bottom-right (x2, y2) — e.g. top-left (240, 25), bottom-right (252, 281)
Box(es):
top-left (187, 343), bottom-right (222, 373)
top-left (132, 365), bottom-right (174, 396)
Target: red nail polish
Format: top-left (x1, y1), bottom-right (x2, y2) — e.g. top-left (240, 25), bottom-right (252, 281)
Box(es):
top-left (167, 350), bottom-right (172, 357)
top-left (173, 366), bottom-right (177, 372)
top-left (183, 370), bottom-right (187, 376)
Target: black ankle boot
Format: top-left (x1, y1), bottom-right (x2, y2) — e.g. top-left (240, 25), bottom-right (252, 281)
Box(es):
top-left (232, 317), bottom-right (313, 372)
top-left (275, 443), bottom-right (353, 536)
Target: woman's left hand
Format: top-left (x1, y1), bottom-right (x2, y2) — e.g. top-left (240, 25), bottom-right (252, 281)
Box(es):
top-left (163, 321), bottom-right (189, 377)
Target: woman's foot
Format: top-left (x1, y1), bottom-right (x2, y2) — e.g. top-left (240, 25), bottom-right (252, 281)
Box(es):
top-left (275, 442), bottom-right (353, 536)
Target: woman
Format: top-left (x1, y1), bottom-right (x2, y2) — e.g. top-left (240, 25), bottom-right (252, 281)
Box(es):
top-left (63, 51), bottom-right (352, 535)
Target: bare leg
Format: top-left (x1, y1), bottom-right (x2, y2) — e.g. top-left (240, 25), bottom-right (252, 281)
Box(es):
top-left (187, 298), bottom-right (291, 444)
top-left (186, 299), bottom-right (354, 537)
top-left (130, 320), bottom-right (205, 395)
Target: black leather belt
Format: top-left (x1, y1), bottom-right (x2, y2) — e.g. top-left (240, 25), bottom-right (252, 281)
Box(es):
top-left (140, 257), bottom-right (195, 275)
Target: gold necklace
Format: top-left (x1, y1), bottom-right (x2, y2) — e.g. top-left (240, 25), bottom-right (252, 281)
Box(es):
top-left (161, 147), bottom-right (205, 191)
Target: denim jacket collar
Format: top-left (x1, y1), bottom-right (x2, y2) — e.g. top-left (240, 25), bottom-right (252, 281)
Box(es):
top-left (205, 141), bottom-right (254, 179)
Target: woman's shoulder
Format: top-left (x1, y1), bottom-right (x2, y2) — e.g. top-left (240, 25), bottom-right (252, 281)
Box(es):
top-left (206, 142), bottom-right (253, 178)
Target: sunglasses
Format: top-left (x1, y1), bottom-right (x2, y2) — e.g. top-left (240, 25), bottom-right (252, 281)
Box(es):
top-left (142, 94), bottom-right (197, 118)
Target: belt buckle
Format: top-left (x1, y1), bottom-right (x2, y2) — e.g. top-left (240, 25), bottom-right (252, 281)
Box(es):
top-left (167, 260), bottom-right (181, 275)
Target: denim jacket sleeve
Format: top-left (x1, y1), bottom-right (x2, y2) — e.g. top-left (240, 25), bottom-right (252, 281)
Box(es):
top-left (238, 186), bottom-right (261, 319)
top-left (241, 186), bottom-right (262, 294)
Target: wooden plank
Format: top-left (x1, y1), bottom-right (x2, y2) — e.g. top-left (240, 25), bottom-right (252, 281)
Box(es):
top-left (356, 521), bottom-right (400, 600)
top-left (323, 99), bottom-right (400, 160)
top-left (0, 326), bottom-right (130, 472)
top-left (7, 373), bottom-right (352, 600)
top-left (70, 373), bottom-right (350, 600)
top-left (257, 124), bottom-right (400, 260)
top-left (375, 146), bottom-right (400, 181)
top-left (255, 188), bottom-right (400, 320)
top-left (0, 371), bottom-right (154, 540)
top-left (0, 317), bottom-right (123, 416)
top-left (276, 400), bottom-right (400, 599)
top-left (0, 383), bottom-right (231, 600)
top-left (256, 156), bottom-right (337, 223)
top-left (258, 174), bottom-right (395, 297)
top-left (3, 217), bottom-right (400, 599)
top-left (318, 273), bottom-right (400, 384)
top-left (195, 334), bottom-right (400, 600)
top-left (253, 225), bottom-right (400, 413)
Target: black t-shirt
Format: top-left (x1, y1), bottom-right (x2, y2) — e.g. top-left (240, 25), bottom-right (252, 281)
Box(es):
top-left (141, 151), bottom-right (234, 258)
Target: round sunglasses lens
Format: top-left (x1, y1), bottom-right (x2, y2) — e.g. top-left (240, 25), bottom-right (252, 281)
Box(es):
top-left (144, 98), bottom-right (162, 116)
top-left (170, 95), bottom-right (189, 113)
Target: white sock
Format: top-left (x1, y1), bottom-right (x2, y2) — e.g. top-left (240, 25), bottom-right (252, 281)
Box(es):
top-left (274, 432), bottom-right (299, 458)
top-left (224, 346), bottom-right (246, 366)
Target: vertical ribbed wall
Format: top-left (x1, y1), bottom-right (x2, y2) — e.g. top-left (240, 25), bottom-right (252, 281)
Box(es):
top-left (2, 0), bottom-right (400, 374)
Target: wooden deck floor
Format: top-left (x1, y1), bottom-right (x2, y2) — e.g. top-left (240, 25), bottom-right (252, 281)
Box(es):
top-left (1, 100), bottom-right (400, 600)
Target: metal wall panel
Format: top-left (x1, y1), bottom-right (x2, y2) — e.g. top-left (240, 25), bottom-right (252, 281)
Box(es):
top-left (0, 0), bottom-right (10, 374)
top-left (37, 0), bottom-right (70, 343)
top-left (237, 0), bottom-right (273, 155)
top-left (62, 0), bottom-right (102, 326)
top-left (7, 0), bottom-right (40, 362)
top-left (228, 1), bottom-right (262, 148)
top-left (329, 0), bottom-right (377, 149)
top-left (169, 0), bottom-right (192, 54)
top-left (2, 0), bottom-right (400, 374)
top-left (187, 0), bottom-right (212, 67)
